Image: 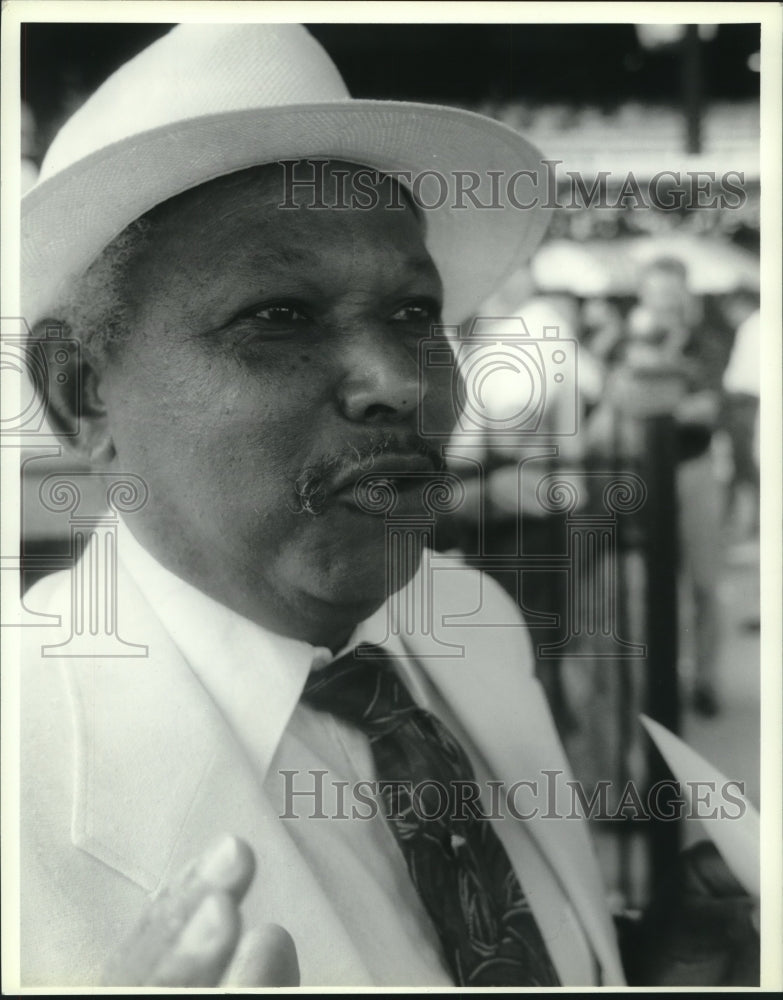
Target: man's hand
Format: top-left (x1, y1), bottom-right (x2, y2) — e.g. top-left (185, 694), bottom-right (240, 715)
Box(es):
top-left (102, 834), bottom-right (299, 987)
top-left (626, 840), bottom-right (759, 986)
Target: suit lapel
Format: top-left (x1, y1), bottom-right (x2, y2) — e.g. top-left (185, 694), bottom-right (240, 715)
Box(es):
top-left (66, 566), bottom-right (220, 892)
top-left (64, 552), bottom-right (373, 982)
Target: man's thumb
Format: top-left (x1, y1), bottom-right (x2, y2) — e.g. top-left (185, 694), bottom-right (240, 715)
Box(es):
top-left (223, 923), bottom-right (300, 986)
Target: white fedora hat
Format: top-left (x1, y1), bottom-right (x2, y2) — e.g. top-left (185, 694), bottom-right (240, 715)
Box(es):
top-left (22, 23), bottom-right (550, 325)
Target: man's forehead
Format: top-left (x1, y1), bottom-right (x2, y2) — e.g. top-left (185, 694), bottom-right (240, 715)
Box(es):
top-left (117, 158), bottom-right (441, 321)
top-left (144, 160), bottom-right (422, 231)
top-left (126, 159), bottom-right (437, 289)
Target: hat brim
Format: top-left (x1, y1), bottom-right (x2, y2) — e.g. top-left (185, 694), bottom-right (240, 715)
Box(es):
top-left (22, 101), bottom-right (550, 325)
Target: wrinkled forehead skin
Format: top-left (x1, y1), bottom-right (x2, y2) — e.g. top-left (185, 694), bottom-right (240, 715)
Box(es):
top-left (93, 158), bottom-right (428, 301)
top-left (147, 158), bottom-right (421, 227)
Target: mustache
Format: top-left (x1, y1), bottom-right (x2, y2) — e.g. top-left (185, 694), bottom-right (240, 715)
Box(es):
top-left (290, 432), bottom-right (445, 516)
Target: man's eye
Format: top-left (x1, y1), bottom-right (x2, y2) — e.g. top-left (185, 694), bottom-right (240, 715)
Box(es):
top-left (227, 302), bottom-right (312, 349)
top-left (251, 304), bottom-right (308, 324)
top-left (390, 301), bottom-right (440, 325)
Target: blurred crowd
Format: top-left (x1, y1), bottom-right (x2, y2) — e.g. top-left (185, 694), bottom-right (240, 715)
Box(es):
top-left (440, 247), bottom-right (760, 731)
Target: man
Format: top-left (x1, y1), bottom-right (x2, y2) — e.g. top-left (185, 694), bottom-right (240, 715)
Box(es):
top-left (721, 291), bottom-right (760, 541)
top-left (628, 258), bottom-right (731, 717)
top-left (17, 23), bottom-right (757, 988)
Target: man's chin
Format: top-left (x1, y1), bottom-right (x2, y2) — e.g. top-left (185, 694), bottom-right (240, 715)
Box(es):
top-left (322, 553), bottom-right (414, 605)
top-left (305, 528), bottom-right (422, 608)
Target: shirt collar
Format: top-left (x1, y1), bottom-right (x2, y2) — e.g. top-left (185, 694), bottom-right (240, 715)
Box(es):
top-left (117, 520), bottom-right (333, 778)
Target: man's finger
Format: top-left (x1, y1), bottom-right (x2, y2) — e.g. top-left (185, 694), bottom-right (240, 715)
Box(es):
top-left (102, 834), bottom-right (255, 985)
top-left (148, 891), bottom-right (242, 987)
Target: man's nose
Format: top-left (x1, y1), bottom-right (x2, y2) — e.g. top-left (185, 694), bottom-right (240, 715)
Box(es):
top-left (337, 332), bottom-right (426, 424)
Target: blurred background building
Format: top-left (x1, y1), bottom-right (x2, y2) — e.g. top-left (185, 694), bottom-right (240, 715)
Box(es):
top-left (19, 20), bottom-right (761, 916)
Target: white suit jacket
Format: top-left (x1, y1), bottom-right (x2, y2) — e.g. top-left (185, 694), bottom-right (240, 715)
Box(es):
top-left (18, 540), bottom-right (625, 987)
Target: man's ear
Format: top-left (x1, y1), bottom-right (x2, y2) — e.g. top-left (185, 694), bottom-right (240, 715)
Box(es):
top-left (31, 319), bottom-right (117, 465)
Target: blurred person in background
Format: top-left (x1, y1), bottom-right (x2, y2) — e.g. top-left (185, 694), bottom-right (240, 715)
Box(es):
top-left (720, 290), bottom-right (761, 540)
top-left (578, 295), bottom-right (628, 416)
top-left (626, 257), bottom-right (732, 718)
top-left (580, 297), bottom-right (626, 373)
top-left (722, 301), bottom-right (761, 632)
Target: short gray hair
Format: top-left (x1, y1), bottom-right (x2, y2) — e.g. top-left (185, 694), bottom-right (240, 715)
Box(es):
top-left (47, 216), bottom-right (152, 362)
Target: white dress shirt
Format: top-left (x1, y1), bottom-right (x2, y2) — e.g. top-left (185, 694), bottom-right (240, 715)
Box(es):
top-left (116, 521), bottom-right (599, 986)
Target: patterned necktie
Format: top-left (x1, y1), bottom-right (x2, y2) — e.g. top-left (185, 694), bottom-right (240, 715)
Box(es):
top-left (301, 644), bottom-right (560, 987)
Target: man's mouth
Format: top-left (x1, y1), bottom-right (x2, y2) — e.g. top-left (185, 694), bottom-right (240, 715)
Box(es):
top-left (333, 453), bottom-right (447, 515)
top-left (332, 452), bottom-right (439, 493)
top-left (291, 436), bottom-right (447, 517)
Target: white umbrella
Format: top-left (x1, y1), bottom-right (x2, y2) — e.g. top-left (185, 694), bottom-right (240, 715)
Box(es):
top-left (629, 233), bottom-right (760, 294)
top-left (531, 239), bottom-right (640, 297)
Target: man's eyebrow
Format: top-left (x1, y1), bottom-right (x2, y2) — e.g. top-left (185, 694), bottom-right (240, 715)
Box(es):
top-left (397, 254), bottom-right (440, 275)
top-left (219, 245), bottom-right (440, 280)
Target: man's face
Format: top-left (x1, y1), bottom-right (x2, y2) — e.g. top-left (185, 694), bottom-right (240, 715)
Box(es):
top-left (638, 270), bottom-right (691, 329)
top-left (96, 162), bottom-right (452, 645)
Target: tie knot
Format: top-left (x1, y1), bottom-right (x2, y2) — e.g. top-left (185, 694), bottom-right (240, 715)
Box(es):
top-left (301, 644), bottom-right (417, 736)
